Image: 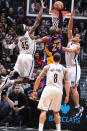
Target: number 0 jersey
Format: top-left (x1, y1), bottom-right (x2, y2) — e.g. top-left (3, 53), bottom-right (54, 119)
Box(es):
top-left (46, 63), bottom-right (64, 90)
top-left (18, 31), bottom-right (36, 54)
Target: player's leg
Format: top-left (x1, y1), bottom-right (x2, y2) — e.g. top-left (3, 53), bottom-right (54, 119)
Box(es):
top-left (53, 112), bottom-right (61, 131)
top-left (70, 65), bottom-right (84, 118)
top-left (38, 110), bottom-right (46, 131)
top-left (70, 86), bottom-right (84, 118)
top-left (0, 53), bottom-right (23, 91)
top-left (0, 71), bottom-right (20, 91)
top-left (70, 85), bottom-right (79, 107)
top-left (0, 71), bottom-right (20, 103)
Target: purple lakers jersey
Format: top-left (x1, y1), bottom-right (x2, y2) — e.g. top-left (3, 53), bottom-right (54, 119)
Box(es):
top-left (45, 34), bottom-right (63, 57)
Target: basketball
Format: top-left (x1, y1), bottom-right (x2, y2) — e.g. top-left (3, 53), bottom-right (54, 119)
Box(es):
top-left (54, 1), bottom-right (64, 10)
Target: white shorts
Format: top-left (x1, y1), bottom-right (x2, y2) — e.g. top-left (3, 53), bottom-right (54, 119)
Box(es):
top-left (67, 65), bottom-right (81, 87)
top-left (38, 86), bottom-right (63, 112)
top-left (14, 54), bottom-right (34, 79)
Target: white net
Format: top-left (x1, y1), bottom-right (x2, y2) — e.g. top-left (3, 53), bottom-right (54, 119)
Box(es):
top-left (50, 13), bottom-right (59, 29)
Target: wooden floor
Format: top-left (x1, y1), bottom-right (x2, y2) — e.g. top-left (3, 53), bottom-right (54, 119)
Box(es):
top-left (0, 126), bottom-right (70, 131)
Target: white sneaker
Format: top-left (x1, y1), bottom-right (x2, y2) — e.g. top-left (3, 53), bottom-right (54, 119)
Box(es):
top-left (79, 106), bottom-right (84, 113)
top-left (0, 77), bottom-right (11, 91)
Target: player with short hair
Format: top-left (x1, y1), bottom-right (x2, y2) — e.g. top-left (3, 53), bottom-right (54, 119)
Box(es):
top-left (36, 5), bottom-right (63, 65)
top-left (62, 11), bottom-right (84, 118)
top-left (35, 6), bottom-right (63, 89)
top-left (0, 0), bottom-right (45, 95)
top-left (33, 53), bottom-right (70, 131)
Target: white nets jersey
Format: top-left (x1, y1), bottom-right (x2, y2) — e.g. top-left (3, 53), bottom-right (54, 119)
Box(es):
top-left (17, 31), bottom-right (36, 55)
top-left (46, 63), bottom-right (64, 90)
top-left (65, 41), bottom-right (79, 67)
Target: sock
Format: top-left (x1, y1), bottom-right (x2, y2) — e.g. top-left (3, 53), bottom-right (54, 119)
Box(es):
top-left (75, 105), bottom-right (80, 109)
top-left (38, 123), bottom-right (44, 131)
top-left (10, 80), bottom-right (15, 85)
top-left (56, 124), bottom-right (61, 131)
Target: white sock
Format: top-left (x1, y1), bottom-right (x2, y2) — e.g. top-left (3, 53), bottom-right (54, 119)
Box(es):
top-left (10, 80), bottom-right (15, 85)
top-left (56, 124), bottom-right (61, 131)
top-left (38, 123), bottom-right (44, 131)
top-left (75, 105), bottom-right (80, 108)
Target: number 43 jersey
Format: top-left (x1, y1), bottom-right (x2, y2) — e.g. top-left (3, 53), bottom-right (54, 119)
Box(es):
top-left (46, 63), bottom-right (64, 90)
top-left (18, 31), bottom-right (36, 55)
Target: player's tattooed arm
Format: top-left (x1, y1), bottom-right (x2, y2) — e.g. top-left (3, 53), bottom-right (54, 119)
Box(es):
top-left (29, 0), bottom-right (45, 36)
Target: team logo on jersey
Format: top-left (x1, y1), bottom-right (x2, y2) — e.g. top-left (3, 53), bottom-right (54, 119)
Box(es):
top-left (61, 104), bottom-right (70, 114)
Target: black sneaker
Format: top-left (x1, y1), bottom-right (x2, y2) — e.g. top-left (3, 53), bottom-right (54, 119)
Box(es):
top-left (72, 106), bottom-right (84, 118)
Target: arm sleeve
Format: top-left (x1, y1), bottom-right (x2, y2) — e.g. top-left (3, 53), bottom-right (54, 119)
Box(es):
top-left (58, 10), bottom-right (63, 28)
top-left (8, 43), bottom-right (16, 49)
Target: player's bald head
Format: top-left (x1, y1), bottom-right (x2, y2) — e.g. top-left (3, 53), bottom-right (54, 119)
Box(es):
top-left (49, 26), bottom-right (57, 35)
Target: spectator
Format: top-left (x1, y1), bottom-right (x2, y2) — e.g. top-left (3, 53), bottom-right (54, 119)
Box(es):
top-left (79, 22), bottom-right (86, 40)
top-left (17, 7), bottom-right (25, 24)
top-left (7, 7), bottom-right (16, 24)
top-left (73, 27), bottom-right (79, 36)
top-left (36, 35), bottom-right (44, 51)
top-left (0, 89), bottom-right (14, 123)
top-left (8, 84), bottom-right (30, 126)
top-left (34, 51), bottom-right (44, 73)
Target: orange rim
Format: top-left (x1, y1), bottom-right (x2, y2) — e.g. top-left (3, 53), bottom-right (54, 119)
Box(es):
top-left (49, 10), bottom-right (70, 19)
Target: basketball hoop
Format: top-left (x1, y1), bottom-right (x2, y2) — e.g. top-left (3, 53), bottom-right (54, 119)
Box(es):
top-left (49, 10), bottom-right (70, 28)
top-left (49, 10), bottom-right (59, 29)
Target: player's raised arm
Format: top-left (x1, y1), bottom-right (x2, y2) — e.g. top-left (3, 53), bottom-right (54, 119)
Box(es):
top-left (58, 9), bottom-right (63, 29)
top-left (68, 11), bottom-right (75, 41)
top-left (29, 0), bottom-right (45, 36)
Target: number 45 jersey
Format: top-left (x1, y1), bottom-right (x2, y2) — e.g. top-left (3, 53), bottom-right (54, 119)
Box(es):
top-left (46, 63), bottom-right (64, 91)
top-left (14, 31), bottom-right (36, 78)
top-left (18, 31), bottom-right (36, 55)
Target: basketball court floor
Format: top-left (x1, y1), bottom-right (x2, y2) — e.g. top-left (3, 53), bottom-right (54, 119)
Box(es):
top-left (0, 126), bottom-right (70, 131)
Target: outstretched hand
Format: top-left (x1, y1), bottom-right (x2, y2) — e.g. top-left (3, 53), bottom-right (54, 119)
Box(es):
top-left (32, 91), bottom-right (37, 99)
top-left (40, 0), bottom-right (45, 9)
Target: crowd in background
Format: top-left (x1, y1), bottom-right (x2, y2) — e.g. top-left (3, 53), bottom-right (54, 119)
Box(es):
top-left (0, 0), bottom-right (87, 127)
